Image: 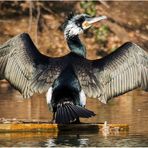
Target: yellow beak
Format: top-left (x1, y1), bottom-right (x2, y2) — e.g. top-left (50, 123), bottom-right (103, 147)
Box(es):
top-left (82, 16), bottom-right (107, 29)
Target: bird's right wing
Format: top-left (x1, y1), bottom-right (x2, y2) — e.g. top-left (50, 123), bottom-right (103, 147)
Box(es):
top-left (0, 33), bottom-right (66, 98)
top-left (74, 42), bottom-right (148, 104)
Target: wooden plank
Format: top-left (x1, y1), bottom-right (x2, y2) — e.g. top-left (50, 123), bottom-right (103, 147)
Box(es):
top-left (0, 123), bottom-right (58, 132)
top-left (0, 132), bottom-right (58, 139)
top-left (0, 123), bottom-right (129, 132)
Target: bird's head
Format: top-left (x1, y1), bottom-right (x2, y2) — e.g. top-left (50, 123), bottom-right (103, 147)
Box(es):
top-left (64, 13), bottom-right (107, 39)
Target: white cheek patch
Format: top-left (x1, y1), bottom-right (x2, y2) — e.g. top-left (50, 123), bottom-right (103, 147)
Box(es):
top-left (64, 22), bottom-right (83, 39)
top-left (70, 26), bottom-right (82, 36)
top-left (46, 87), bottom-right (53, 104)
top-left (80, 90), bottom-right (86, 107)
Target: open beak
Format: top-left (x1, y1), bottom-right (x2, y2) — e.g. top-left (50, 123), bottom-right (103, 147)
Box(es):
top-left (82, 16), bottom-right (107, 29)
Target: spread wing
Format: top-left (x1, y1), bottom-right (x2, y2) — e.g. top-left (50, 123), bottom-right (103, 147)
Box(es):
top-left (0, 33), bottom-right (66, 98)
top-left (75, 42), bottom-right (148, 104)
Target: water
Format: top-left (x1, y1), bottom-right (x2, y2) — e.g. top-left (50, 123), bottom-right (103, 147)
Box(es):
top-left (1, 131), bottom-right (148, 147)
top-left (0, 83), bottom-right (148, 147)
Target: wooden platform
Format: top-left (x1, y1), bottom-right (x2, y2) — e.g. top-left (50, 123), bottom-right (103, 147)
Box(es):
top-left (0, 123), bottom-right (129, 133)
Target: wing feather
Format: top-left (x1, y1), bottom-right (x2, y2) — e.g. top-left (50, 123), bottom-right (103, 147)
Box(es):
top-left (0, 33), bottom-right (66, 98)
top-left (75, 42), bottom-right (148, 104)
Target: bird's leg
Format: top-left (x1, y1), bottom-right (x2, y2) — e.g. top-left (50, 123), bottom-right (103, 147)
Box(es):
top-left (75, 117), bottom-right (81, 124)
top-left (71, 117), bottom-right (81, 124)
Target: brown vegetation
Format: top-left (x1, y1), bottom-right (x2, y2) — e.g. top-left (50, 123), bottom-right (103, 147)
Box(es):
top-left (0, 1), bottom-right (148, 59)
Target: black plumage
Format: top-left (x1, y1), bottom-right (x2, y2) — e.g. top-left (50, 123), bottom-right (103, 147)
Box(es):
top-left (0, 14), bottom-right (147, 124)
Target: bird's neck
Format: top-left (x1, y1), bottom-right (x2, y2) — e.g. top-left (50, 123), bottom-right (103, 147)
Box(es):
top-left (67, 36), bottom-right (86, 57)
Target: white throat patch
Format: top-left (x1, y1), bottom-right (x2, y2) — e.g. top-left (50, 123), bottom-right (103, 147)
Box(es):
top-left (64, 21), bottom-right (83, 39)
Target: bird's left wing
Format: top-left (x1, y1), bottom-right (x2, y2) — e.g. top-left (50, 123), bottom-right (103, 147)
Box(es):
top-left (74, 42), bottom-right (148, 104)
top-left (0, 33), bottom-right (66, 98)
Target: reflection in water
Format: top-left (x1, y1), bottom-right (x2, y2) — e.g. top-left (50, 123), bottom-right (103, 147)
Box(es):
top-left (0, 83), bottom-right (148, 146)
top-left (46, 132), bottom-right (88, 147)
top-left (0, 131), bottom-right (148, 147)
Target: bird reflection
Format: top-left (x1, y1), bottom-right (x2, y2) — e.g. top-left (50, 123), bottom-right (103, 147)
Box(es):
top-left (0, 130), bottom-right (129, 147)
top-left (43, 129), bottom-right (128, 147)
top-left (45, 134), bottom-right (88, 147)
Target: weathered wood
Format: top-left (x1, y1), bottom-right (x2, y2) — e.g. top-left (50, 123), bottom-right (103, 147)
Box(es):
top-left (0, 123), bottom-right (129, 132)
top-left (0, 132), bottom-right (58, 140)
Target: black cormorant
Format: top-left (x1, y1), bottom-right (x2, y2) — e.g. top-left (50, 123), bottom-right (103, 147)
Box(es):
top-left (0, 14), bottom-right (147, 124)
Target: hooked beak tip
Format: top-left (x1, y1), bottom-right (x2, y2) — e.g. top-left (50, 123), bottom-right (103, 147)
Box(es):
top-left (101, 16), bottom-right (107, 20)
top-left (89, 15), bottom-right (107, 24)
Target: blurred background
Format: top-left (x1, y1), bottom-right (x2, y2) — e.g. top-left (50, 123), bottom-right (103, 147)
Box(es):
top-left (0, 1), bottom-right (148, 134)
top-left (0, 1), bottom-right (148, 59)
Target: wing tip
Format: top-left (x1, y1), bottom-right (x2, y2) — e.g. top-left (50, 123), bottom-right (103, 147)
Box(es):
top-left (98, 96), bottom-right (108, 104)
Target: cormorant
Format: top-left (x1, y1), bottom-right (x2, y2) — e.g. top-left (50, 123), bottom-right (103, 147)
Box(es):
top-left (0, 14), bottom-right (147, 124)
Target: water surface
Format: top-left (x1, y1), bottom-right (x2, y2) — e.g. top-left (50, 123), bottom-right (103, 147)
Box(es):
top-left (0, 83), bottom-right (148, 147)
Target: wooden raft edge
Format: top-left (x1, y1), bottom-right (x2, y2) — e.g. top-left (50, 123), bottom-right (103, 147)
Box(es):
top-left (0, 123), bottom-right (129, 132)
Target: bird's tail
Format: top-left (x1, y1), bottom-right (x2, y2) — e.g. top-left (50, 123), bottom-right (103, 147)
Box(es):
top-left (55, 102), bottom-right (95, 124)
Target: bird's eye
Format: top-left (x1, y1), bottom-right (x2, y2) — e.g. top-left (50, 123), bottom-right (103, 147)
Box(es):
top-left (76, 22), bottom-right (81, 27)
top-left (76, 17), bottom-right (85, 27)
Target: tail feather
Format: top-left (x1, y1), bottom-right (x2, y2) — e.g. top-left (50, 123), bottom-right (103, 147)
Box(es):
top-left (59, 107), bottom-right (62, 122)
top-left (63, 106), bottom-right (69, 123)
top-left (55, 103), bottom-right (95, 124)
top-left (66, 105), bottom-right (78, 120)
top-left (68, 104), bottom-right (89, 118)
top-left (65, 105), bottom-right (75, 121)
top-left (55, 107), bottom-right (61, 123)
top-left (60, 106), bottom-right (65, 124)
top-left (72, 106), bottom-right (91, 118)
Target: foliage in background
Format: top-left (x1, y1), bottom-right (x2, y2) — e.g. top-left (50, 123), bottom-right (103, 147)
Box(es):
top-left (93, 25), bottom-right (110, 48)
top-left (0, 1), bottom-right (146, 58)
top-left (80, 1), bottom-right (96, 16)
